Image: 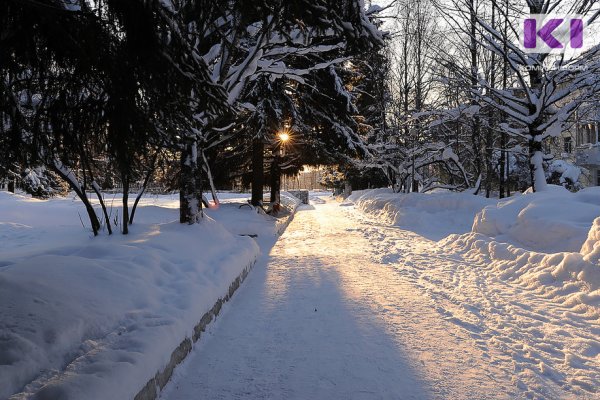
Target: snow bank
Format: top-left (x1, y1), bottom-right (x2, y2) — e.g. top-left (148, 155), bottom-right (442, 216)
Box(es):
top-left (581, 217), bottom-right (600, 264)
top-left (0, 192), bottom-right (287, 400)
top-left (473, 186), bottom-right (600, 253)
top-left (441, 233), bottom-right (600, 317)
top-left (350, 186), bottom-right (600, 254)
top-left (343, 189), bottom-right (370, 204)
top-left (351, 188), bottom-right (493, 240)
top-left (349, 187), bottom-right (600, 318)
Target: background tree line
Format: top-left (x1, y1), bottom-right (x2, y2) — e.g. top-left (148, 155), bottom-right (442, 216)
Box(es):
top-left (0, 0), bottom-right (385, 234)
top-left (364, 0), bottom-right (600, 196)
top-left (5, 0), bottom-right (599, 238)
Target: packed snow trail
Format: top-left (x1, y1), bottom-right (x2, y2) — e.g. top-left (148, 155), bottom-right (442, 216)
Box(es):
top-left (160, 197), bottom-right (598, 400)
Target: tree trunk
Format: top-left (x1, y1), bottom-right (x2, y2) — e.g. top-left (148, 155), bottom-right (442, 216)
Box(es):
top-left (499, 131), bottom-right (506, 198)
top-left (51, 161), bottom-right (100, 235)
top-left (129, 192), bottom-right (143, 225)
top-left (180, 140), bottom-right (200, 224)
top-left (270, 154), bottom-right (281, 204)
top-left (91, 181), bottom-right (112, 234)
top-left (470, 0), bottom-right (482, 195)
top-left (82, 150), bottom-right (112, 234)
top-left (411, 169), bottom-right (419, 192)
top-left (529, 131), bottom-right (547, 192)
top-left (506, 148), bottom-right (511, 197)
top-left (485, 3), bottom-right (497, 199)
top-left (201, 150), bottom-right (219, 206)
top-left (7, 179), bottom-right (14, 193)
top-left (121, 174), bottom-right (130, 234)
top-left (195, 146), bottom-right (204, 216)
top-left (499, 0), bottom-right (509, 198)
top-left (251, 138), bottom-right (264, 206)
top-left (528, 63), bottom-right (545, 192)
top-left (343, 180), bottom-right (352, 198)
top-left (485, 120), bottom-right (494, 198)
top-left (130, 152), bottom-right (158, 225)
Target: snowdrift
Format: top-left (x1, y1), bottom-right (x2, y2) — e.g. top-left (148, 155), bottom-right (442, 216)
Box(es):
top-left (351, 186), bottom-right (600, 253)
top-left (473, 185), bottom-right (600, 253)
top-left (0, 192), bottom-right (292, 400)
top-left (442, 233), bottom-right (600, 313)
top-left (351, 188), bottom-right (493, 240)
top-left (349, 187), bottom-right (600, 317)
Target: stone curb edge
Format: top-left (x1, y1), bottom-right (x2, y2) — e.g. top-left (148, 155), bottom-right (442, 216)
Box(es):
top-left (134, 205), bottom-right (298, 400)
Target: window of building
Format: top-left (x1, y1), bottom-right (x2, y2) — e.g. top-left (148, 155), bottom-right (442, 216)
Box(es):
top-left (577, 123), bottom-right (598, 145)
top-left (588, 124), bottom-right (597, 144)
top-left (578, 125), bottom-right (586, 145)
top-left (564, 137), bottom-right (572, 153)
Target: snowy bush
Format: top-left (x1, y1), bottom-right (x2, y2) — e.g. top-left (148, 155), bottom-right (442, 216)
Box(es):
top-left (21, 166), bottom-right (69, 198)
top-left (546, 159), bottom-right (584, 192)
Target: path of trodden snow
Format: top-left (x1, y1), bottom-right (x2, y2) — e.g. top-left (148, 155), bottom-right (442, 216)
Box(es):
top-left (160, 196), bottom-right (598, 400)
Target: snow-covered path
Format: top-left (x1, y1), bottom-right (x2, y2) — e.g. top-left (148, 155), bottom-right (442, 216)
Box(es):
top-left (160, 198), bottom-right (599, 400)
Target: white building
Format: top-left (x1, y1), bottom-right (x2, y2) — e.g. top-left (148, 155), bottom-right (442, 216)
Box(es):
top-left (573, 103), bottom-right (600, 186)
top-left (546, 101), bottom-right (600, 187)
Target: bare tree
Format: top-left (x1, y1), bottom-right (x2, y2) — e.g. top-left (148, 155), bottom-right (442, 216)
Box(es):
top-left (437, 0), bottom-right (600, 191)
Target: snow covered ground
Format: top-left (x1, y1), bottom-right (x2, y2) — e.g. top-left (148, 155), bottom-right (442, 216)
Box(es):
top-left (3, 187), bottom-right (599, 399)
top-left (160, 189), bottom-right (599, 400)
top-left (0, 191), bottom-right (296, 400)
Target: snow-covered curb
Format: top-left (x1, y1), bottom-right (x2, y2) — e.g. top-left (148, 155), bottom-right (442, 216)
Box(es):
top-left (275, 192), bottom-right (301, 235)
top-left (133, 259), bottom-right (255, 400)
top-left (134, 202), bottom-right (299, 400)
